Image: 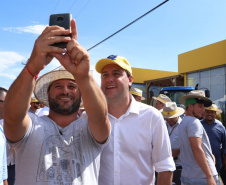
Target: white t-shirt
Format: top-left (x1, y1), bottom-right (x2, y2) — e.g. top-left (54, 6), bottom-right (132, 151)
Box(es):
top-left (0, 119), bottom-right (3, 127)
top-left (9, 114), bottom-right (107, 185)
top-left (99, 97), bottom-right (175, 185)
top-left (37, 107), bottom-right (49, 117)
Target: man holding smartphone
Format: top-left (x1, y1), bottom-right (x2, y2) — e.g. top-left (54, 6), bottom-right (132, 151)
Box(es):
top-left (3, 18), bottom-right (110, 185)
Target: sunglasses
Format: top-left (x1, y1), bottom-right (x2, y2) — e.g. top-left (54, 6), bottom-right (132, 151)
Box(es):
top-left (34, 102), bottom-right (40, 105)
top-left (0, 100), bottom-right (5, 103)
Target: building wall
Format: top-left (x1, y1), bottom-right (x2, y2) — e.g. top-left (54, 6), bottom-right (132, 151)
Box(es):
top-left (131, 40), bottom-right (226, 123)
top-left (132, 67), bottom-right (178, 83)
top-left (187, 65), bottom-right (226, 124)
top-left (178, 40), bottom-right (226, 74)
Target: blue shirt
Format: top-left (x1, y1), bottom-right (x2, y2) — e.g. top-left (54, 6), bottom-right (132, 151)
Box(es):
top-left (0, 125), bottom-right (8, 183)
top-left (201, 119), bottom-right (226, 172)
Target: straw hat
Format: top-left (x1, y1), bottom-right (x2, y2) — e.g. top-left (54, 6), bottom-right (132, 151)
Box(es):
top-left (180, 90), bottom-right (212, 107)
top-left (30, 97), bottom-right (39, 103)
top-left (205, 103), bottom-right (222, 115)
top-left (162, 102), bottom-right (185, 119)
top-left (129, 87), bottom-right (145, 100)
top-left (152, 94), bottom-right (171, 104)
top-left (34, 67), bottom-right (74, 106)
top-left (95, 55), bottom-right (132, 75)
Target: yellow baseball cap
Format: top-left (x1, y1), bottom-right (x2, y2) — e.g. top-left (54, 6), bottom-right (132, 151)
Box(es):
top-left (31, 97), bottom-right (39, 103)
top-left (95, 55), bottom-right (132, 75)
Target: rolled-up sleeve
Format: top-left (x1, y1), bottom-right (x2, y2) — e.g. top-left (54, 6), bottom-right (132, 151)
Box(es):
top-left (155, 156), bottom-right (175, 172)
top-left (152, 113), bottom-right (176, 172)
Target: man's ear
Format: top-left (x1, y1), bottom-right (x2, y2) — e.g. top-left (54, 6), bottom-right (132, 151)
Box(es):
top-left (128, 75), bottom-right (133, 87)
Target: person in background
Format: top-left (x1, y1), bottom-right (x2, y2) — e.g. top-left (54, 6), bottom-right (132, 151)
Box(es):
top-left (95, 55), bottom-right (175, 185)
top-left (0, 88), bottom-right (15, 185)
top-left (3, 18), bottom-right (110, 184)
top-left (178, 90), bottom-right (220, 185)
top-left (129, 87), bottom-right (145, 102)
top-left (0, 124), bottom-right (8, 185)
top-left (37, 105), bottom-right (49, 117)
top-left (201, 104), bottom-right (226, 183)
top-left (152, 94), bottom-right (171, 111)
top-left (162, 102), bottom-right (185, 185)
top-left (28, 97), bottom-right (40, 115)
top-left (215, 106), bottom-right (222, 122)
top-left (77, 100), bottom-right (85, 117)
top-left (0, 87), bottom-right (7, 125)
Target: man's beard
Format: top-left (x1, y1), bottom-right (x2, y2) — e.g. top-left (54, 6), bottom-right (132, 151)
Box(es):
top-left (48, 94), bottom-right (81, 115)
top-left (205, 116), bottom-right (214, 123)
top-left (34, 105), bottom-right (40, 109)
top-left (192, 110), bottom-right (202, 119)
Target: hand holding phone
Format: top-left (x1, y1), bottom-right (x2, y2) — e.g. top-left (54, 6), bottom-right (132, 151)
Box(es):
top-left (49, 13), bottom-right (72, 48)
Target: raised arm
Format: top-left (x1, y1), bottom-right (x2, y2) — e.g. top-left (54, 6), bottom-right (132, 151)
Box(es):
top-left (52, 19), bottom-right (110, 143)
top-left (4, 25), bottom-right (71, 142)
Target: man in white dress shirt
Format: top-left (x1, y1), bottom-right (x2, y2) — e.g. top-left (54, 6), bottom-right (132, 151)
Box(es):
top-left (95, 55), bottom-right (175, 185)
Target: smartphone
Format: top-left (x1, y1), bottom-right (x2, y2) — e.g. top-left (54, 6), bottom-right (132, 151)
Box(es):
top-left (49, 13), bottom-right (72, 48)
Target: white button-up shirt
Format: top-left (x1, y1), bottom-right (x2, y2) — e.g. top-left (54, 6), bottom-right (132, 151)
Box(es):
top-left (99, 97), bottom-right (175, 185)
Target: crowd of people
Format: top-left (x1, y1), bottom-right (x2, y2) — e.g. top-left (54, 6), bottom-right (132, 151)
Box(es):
top-left (0, 17), bottom-right (226, 185)
top-left (133, 89), bottom-right (226, 185)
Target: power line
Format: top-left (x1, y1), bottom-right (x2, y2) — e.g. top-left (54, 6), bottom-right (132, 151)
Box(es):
top-left (27, 0), bottom-right (169, 71)
top-left (87, 0), bottom-right (169, 51)
top-left (67, 0), bottom-right (78, 12)
top-left (51, 0), bottom-right (61, 14)
top-left (74, 0), bottom-right (91, 18)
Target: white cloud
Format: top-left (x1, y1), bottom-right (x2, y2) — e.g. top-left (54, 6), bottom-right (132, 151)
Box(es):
top-left (0, 51), bottom-right (102, 86)
top-left (0, 72), bottom-right (17, 80)
top-left (0, 51), bottom-right (26, 70)
top-left (0, 51), bottom-right (27, 83)
top-left (3, 24), bottom-right (47, 35)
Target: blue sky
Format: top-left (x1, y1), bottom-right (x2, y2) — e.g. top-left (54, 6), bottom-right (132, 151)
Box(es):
top-left (0, 0), bottom-right (226, 89)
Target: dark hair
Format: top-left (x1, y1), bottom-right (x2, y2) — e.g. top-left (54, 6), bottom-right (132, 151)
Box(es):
top-left (0, 87), bottom-right (7, 97)
top-left (0, 87), bottom-right (7, 93)
top-left (131, 94), bottom-right (138, 99)
top-left (125, 70), bottom-right (131, 78)
top-left (125, 70), bottom-right (132, 90)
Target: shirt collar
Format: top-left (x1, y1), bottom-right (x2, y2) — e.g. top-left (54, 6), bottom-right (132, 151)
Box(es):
top-left (203, 118), bottom-right (218, 125)
top-left (166, 121), bottom-right (179, 128)
top-left (127, 94), bottom-right (140, 115)
top-left (108, 94), bottom-right (140, 120)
